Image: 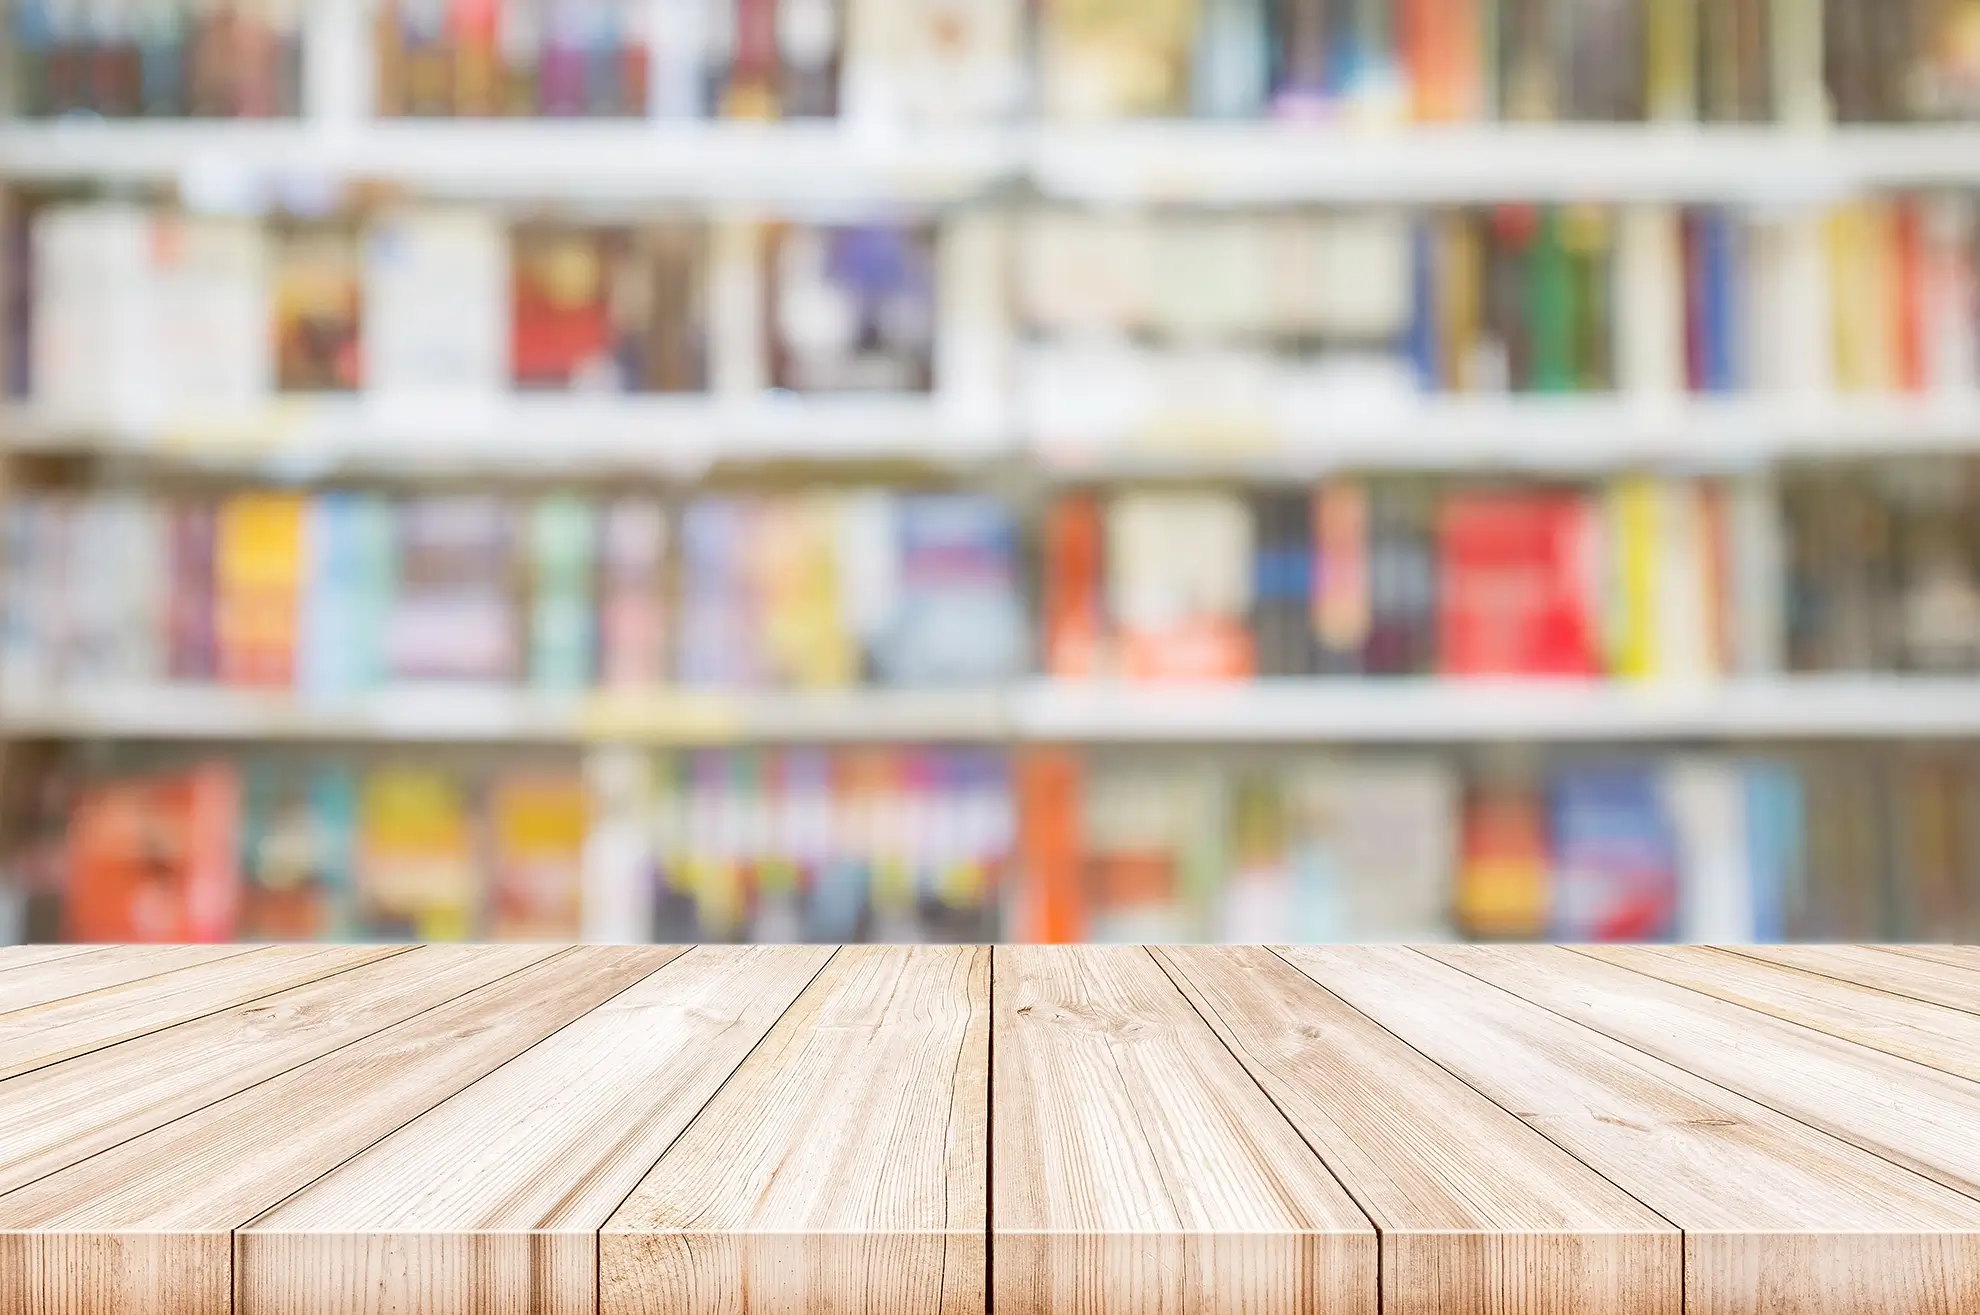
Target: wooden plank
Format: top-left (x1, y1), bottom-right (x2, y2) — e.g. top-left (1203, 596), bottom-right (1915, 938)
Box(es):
top-left (0, 946), bottom-right (675, 1315)
top-left (1581, 944), bottom-right (1980, 1081)
top-left (1885, 946), bottom-right (1980, 972)
top-left (601, 945), bottom-right (990, 1315)
top-left (0, 944), bottom-right (259, 1015)
top-left (240, 945), bottom-right (832, 1315)
top-left (0, 943), bottom-right (406, 1080)
top-left (1425, 945), bottom-right (1980, 1202)
top-left (1154, 945), bottom-right (1679, 1315)
top-left (0, 943), bottom-right (565, 1196)
top-left (0, 945), bottom-right (103, 971)
top-left (1280, 945), bottom-right (1980, 1315)
top-left (989, 945), bottom-right (1376, 1315)
top-left (1730, 944), bottom-right (1980, 1014)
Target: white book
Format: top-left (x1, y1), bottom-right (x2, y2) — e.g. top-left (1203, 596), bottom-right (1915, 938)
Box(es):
top-left (582, 747), bottom-right (658, 943)
top-left (147, 214), bottom-right (274, 421)
top-left (1664, 756), bottom-right (1757, 943)
top-left (1617, 205), bottom-right (1685, 398)
top-left (1925, 195), bottom-right (1978, 395)
top-left (363, 208), bottom-right (509, 399)
top-left (1727, 471), bottom-right (1785, 675)
top-left (1655, 478), bottom-right (1716, 682)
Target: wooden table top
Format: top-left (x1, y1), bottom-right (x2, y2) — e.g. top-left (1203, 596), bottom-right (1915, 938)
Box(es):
top-left (3, 943), bottom-right (1980, 1315)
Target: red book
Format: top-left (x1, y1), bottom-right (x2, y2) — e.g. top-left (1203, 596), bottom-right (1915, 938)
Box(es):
top-left (1894, 200), bottom-right (1926, 394)
top-left (67, 764), bottom-right (242, 943)
top-left (1437, 489), bottom-right (1601, 676)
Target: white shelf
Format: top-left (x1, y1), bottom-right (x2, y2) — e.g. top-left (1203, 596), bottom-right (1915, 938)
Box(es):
top-left (0, 120), bottom-right (1022, 205)
top-left (1028, 123), bottom-right (1980, 204)
top-left (2, 395), bottom-right (1011, 475)
top-left (1023, 394), bottom-right (1980, 475)
top-left (0, 685), bottom-right (1010, 744)
top-left (12, 395), bottom-right (1980, 475)
top-left (1012, 678), bottom-right (1980, 742)
top-left (10, 121), bottom-right (1980, 204)
top-left (8, 679), bottom-right (1980, 743)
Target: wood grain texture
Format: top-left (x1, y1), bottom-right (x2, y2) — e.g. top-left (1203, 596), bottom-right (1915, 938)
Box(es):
top-left (240, 944), bottom-right (831, 1315)
top-left (1886, 946), bottom-right (1980, 971)
top-left (0, 946), bottom-right (675, 1315)
top-left (992, 945), bottom-right (1375, 1315)
top-left (0, 945), bottom-right (257, 1015)
top-left (1279, 946), bottom-right (1980, 1315)
top-left (1730, 945), bottom-right (1980, 1014)
top-left (0, 945), bottom-right (105, 971)
top-left (1154, 945), bottom-right (1678, 1315)
top-left (0, 943), bottom-right (563, 1196)
top-left (1582, 944), bottom-right (1980, 1081)
top-left (1425, 945), bottom-right (1980, 1207)
top-left (0, 943), bottom-right (405, 1080)
top-left (602, 945), bottom-right (989, 1315)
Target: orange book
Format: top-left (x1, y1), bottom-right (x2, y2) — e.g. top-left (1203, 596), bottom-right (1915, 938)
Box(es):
top-left (66, 763), bottom-right (241, 943)
top-left (1045, 496), bottom-right (1105, 678)
top-left (488, 771), bottom-right (588, 940)
top-left (216, 493), bottom-right (309, 687)
top-left (1455, 785), bottom-right (1551, 939)
top-left (1016, 751), bottom-right (1084, 944)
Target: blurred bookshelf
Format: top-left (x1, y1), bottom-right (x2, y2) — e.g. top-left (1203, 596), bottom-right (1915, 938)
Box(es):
top-left (6, 0), bottom-right (1980, 947)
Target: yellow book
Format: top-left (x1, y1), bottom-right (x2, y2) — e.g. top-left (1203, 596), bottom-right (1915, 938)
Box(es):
top-left (215, 492), bottom-right (307, 687)
top-left (1608, 475), bottom-right (1662, 682)
top-left (1826, 204), bottom-right (1875, 393)
top-left (1647, 0), bottom-right (1700, 121)
top-left (1438, 212), bottom-right (1484, 391)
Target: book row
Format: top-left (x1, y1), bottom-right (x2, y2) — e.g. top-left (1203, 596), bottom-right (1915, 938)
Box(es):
top-left (4, 743), bottom-right (1975, 947)
top-left (12, 0), bottom-right (1980, 125)
top-left (3, 747), bottom-right (1009, 945)
top-left (1018, 744), bottom-right (1980, 945)
top-left (7, 463), bottom-right (1976, 696)
top-left (18, 198), bottom-right (1980, 424)
top-left (0, 488), bottom-right (1028, 694)
top-left (1045, 464), bottom-right (1980, 683)
top-left (1021, 198), bottom-right (1980, 412)
top-left (21, 204), bottom-right (936, 412)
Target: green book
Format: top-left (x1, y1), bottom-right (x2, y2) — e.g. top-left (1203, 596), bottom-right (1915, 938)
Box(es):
top-left (1527, 207), bottom-right (1577, 393)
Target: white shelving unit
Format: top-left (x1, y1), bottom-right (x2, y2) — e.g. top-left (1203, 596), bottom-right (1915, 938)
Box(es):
top-left (8, 9), bottom-right (1980, 750)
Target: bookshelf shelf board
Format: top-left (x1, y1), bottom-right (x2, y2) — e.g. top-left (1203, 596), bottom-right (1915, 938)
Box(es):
top-left (0, 685), bottom-right (1011, 745)
top-left (8, 122), bottom-right (1980, 204)
top-left (6, 679), bottom-right (1980, 745)
top-left (0, 121), bottom-right (1023, 203)
top-left (1011, 678), bottom-right (1980, 742)
top-left (6, 943), bottom-right (1980, 1315)
top-left (0, 397), bottom-right (1012, 475)
top-left (11, 396), bottom-right (1980, 477)
top-left (1028, 123), bottom-right (1980, 202)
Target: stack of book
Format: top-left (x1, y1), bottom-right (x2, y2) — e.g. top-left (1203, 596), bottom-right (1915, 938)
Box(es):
top-left (21, 204), bottom-right (937, 413)
top-left (35, 745), bottom-right (1010, 944)
top-left (370, 0), bottom-right (1023, 122)
top-left (7, 0), bottom-right (307, 118)
top-left (1011, 744), bottom-right (1980, 946)
top-left (1044, 465), bottom-right (1980, 682)
top-left (1021, 199), bottom-right (1980, 447)
top-left (0, 488), bottom-right (1029, 696)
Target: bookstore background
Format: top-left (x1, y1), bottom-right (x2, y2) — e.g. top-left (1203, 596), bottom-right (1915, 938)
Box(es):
top-left (3, 0), bottom-right (1980, 948)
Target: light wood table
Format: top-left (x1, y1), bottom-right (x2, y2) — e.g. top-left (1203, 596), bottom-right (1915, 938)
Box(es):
top-left (3, 942), bottom-right (1979, 1315)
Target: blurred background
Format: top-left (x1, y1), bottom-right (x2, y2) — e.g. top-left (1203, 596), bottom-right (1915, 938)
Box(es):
top-left (2, 0), bottom-right (1980, 948)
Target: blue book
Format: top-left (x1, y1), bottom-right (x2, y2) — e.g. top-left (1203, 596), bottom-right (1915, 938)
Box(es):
top-left (1744, 762), bottom-right (1804, 943)
top-left (1549, 764), bottom-right (1681, 942)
